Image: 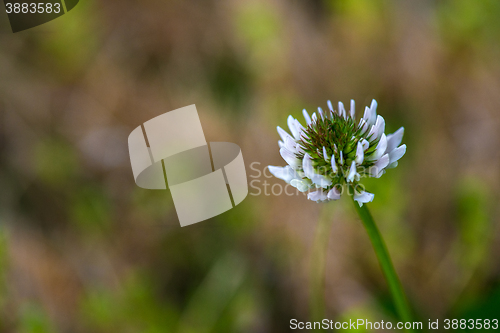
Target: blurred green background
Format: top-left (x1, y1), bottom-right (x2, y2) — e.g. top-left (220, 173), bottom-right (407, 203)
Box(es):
top-left (1, 0), bottom-right (500, 332)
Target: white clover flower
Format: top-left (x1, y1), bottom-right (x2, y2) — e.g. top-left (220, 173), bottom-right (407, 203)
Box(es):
top-left (268, 99), bottom-right (406, 205)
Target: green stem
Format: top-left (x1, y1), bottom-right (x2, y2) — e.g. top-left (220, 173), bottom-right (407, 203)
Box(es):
top-left (310, 204), bottom-right (334, 330)
top-left (353, 200), bottom-right (413, 329)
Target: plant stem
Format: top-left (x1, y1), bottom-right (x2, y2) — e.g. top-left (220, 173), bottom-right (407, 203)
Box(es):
top-left (310, 204), bottom-right (334, 330)
top-left (353, 200), bottom-right (413, 329)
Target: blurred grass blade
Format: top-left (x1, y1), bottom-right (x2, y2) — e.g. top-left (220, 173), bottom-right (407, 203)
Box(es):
top-left (177, 253), bottom-right (247, 333)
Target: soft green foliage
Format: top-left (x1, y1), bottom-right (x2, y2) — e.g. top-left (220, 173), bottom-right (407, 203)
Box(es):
top-left (38, 0), bottom-right (99, 77)
top-left (0, 228), bottom-right (7, 310)
top-left (80, 273), bottom-right (179, 333)
top-left (34, 138), bottom-right (79, 188)
top-left (18, 305), bottom-right (55, 333)
top-left (456, 177), bottom-right (492, 269)
top-left (69, 185), bottom-right (112, 233)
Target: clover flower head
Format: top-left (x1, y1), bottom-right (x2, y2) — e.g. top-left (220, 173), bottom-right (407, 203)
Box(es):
top-left (268, 99), bottom-right (406, 205)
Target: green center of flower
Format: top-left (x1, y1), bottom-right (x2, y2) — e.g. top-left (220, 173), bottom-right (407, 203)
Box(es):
top-left (298, 112), bottom-right (380, 188)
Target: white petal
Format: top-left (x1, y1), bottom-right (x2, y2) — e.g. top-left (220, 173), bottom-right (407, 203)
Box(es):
top-left (311, 112), bottom-right (317, 123)
top-left (322, 146), bottom-right (329, 162)
top-left (338, 101), bottom-right (346, 119)
top-left (389, 144), bottom-right (406, 164)
top-left (362, 106), bottom-right (374, 126)
top-left (327, 187), bottom-right (341, 200)
top-left (302, 109), bottom-right (312, 125)
top-left (386, 161), bottom-right (398, 169)
top-left (278, 140), bottom-right (284, 148)
top-left (294, 119), bottom-right (305, 136)
top-left (303, 154), bottom-right (332, 188)
top-left (268, 165), bottom-right (298, 183)
top-left (349, 99), bottom-right (355, 119)
top-left (361, 139), bottom-right (369, 151)
top-left (318, 107), bottom-right (324, 119)
top-left (307, 189), bottom-right (328, 202)
top-left (355, 141), bottom-right (364, 165)
top-left (313, 175), bottom-right (331, 188)
top-left (268, 165), bottom-right (288, 181)
top-left (284, 136), bottom-right (297, 153)
top-left (347, 161), bottom-right (357, 183)
top-left (370, 154), bottom-right (389, 177)
top-left (287, 115), bottom-right (300, 140)
top-left (367, 134), bottom-right (387, 161)
top-left (303, 153), bottom-right (314, 179)
top-left (339, 151), bottom-right (344, 165)
top-left (327, 100), bottom-right (334, 112)
top-left (277, 126), bottom-right (293, 143)
top-left (366, 125), bottom-right (375, 140)
top-left (312, 174), bottom-right (332, 188)
top-left (369, 100), bottom-right (378, 124)
top-left (369, 115), bottom-right (385, 141)
top-left (386, 127), bottom-right (404, 153)
top-left (376, 116), bottom-right (385, 139)
top-left (363, 100), bottom-right (378, 127)
top-left (358, 119), bottom-right (369, 135)
top-left (354, 190), bottom-right (375, 206)
top-left (330, 155), bottom-right (338, 174)
top-left (290, 178), bottom-right (312, 192)
top-left (280, 147), bottom-right (301, 168)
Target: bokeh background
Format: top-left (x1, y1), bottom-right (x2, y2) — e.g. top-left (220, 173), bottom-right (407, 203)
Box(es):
top-left (1, 0), bottom-right (500, 332)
